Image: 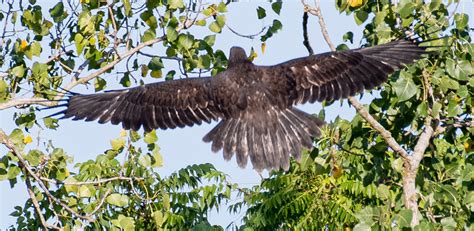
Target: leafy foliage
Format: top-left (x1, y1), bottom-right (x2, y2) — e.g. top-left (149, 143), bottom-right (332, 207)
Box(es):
top-left (0, 0), bottom-right (281, 229)
top-left (237, 0), bottom-right (473, 230)
top-left (0, 0), bottom-right (472, 230)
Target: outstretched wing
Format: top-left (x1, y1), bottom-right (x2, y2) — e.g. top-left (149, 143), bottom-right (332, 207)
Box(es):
top-left (262, 39), bottom-right (427, 105)
top-left (55, 77), bottom-right (222, 132)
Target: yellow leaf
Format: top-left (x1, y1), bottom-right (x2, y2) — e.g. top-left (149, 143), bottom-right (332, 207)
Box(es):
top-left (120, 129), bottom-right (127, 137)
top-left (23, 135), bottom-right (33, 144)
top-left (248, 48), bottom-right (257, 62)
top-left (347, 0), bottom-right (363, 8)
top-left (332, 164), bottom-right (344, 179)
top-left (261, 42), bottom-right (266, 54)
top-left (465, 140), bottom-right (473, 152)
top-left (20, 40), bottom-right (28, 51)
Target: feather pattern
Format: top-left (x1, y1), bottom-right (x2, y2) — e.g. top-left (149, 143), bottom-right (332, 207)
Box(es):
top-left (51, 38), bottom-right (428, 171)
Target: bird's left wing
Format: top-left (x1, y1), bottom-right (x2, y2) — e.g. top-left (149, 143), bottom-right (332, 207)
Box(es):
top-left (261, 39), bottom-right (427, 105)
top-left (54, 77), bottom-right (221, 132)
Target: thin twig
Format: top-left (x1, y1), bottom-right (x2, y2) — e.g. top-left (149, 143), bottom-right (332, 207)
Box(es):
top-left (302, 12), bottom-right (314, 55)
top-left (90, 188), bottom-right (112, 215)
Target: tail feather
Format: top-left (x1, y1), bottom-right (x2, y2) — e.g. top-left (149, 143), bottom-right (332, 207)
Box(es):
top-left (203, 107), bottom-right (324, 171)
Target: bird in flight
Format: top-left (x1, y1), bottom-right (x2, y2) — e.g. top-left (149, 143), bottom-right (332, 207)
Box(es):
top-left (52, 38), bottom-right (427, 171)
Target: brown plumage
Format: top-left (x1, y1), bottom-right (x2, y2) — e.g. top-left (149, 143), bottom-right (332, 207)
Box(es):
top-left (53, 38), bottom-right (427, 171)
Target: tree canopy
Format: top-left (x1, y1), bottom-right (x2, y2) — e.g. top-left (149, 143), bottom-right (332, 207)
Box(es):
top-left (0, 0), bottom-right (472, 230)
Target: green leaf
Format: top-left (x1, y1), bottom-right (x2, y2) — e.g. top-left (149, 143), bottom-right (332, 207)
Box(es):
top-left (353, 223), bottom-right (371, 231)
top-left (271, 2), bottom-right (282, 15)
top-left (257, 7), bottom-right (266, 19)
top-left (354, 206), bottom-right (379, 225)
top-left (64, 177), bottom-right (78, 193)
top-left (216, 15), bottom-right (226, 27)
top-left (166, 70), bottom-right (176, 80)
top-left (392, 73), bottom-right (417, 102)
top-left (25, 41), bottom-right (41, 59)
top-left (148, 57), bottom-right (164, 70)
top-left (391, 157), bottom-right (404, 173)
top-left (150, 69), bottom-right (162, 78)
top-left (110, 138), bottom-right (125, 150)
top-left (9, 129), bottom-right (24, 145)
top-left (123, 0), bottom-right (131, 16)
top-left (178, 34), bottom-right (194, 50)
top-left (193, 222), bottom-right (213, 231)
top-left (208, 21), bottom-right (221, 33)
top-left (194, 19), bottom-right (206, 26)
top-left (112, 215), bottom-right (135, 230)
top-left (43, 117), bottom-right (58, 130)
top-left (393, 209), bottom-right (412, 228)
top-left (166, 26), bottom-right (178, 41)
top-left (463, 191), bottom-right (474, 212)
top-left (203, 35), bottom-right (216, 46)
top-left (141, 29), bottom-right (156, 43)
top-left (94, 77), bottom-right (106, 91)
top-left (107, 193), bottom-right (129, 207)
top-left (144, 130), bottom-right (158, 144)
top-left (78, 185), bottom-right (93, 198)
top-left (354, 10), bottom-right (368, 25)
top-left (7, 166), bottom-right (21, 179)
top-left (152, 211), bottom-right (164, 227)
top-left (120, 73), bottom-right (131, 87)
top-left (217, 2), bottom-right (227, 13)
top-left (49, 2), bottom-right (68, 23)
top-left (140, 11), bottom-right (158, 29)
top-left (454, 13), bottom-right (468, 29)
top-left (342, 31), bottom-right (353, 43)
top-left (440, 217), bottom-right (457, 230)
top-left (429, 0), bottom-right (441, 10)
top-left (151, 146), bottom-right (163, 168)
top-left (139, 154), bottom-right (152, 167)
top-left (74, 33), bottom-right (85, 55)
top-left (77, 11), bottom-right (93, 34)
top-left (168, 0), bottom-right (184, 10)
top-left (11, 65), bottom-right (25, 77)
top-left (399, 2), bottom-right (414, 18)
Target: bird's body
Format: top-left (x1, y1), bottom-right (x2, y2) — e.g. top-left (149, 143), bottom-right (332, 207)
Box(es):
top-left (54, 38), bottom-right (428, 171)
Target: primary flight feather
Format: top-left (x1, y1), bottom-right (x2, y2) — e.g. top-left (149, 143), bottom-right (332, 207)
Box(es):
top-left (54, 38), bottom-right (427, 171)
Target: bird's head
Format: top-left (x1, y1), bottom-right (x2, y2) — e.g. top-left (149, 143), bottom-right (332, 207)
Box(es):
top-left (228, 46), bottom-right (249, 67)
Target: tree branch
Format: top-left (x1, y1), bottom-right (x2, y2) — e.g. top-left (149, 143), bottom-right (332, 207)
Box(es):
top-left (0, 129), bottom-right (94, 222)
top-left (25, 176), bottom-right (53, 230)
top-left (301, 0), bottom-right (409, 160)
top-left (40, 176), bottom-right (143, 186)
top-left (0, 97), bottom-right (56, 110)
top-left (0, 12), bottom-right (208, 111)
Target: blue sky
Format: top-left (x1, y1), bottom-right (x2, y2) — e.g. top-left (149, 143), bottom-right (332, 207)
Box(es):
top-left (1, 1), bottom-right (473, 228)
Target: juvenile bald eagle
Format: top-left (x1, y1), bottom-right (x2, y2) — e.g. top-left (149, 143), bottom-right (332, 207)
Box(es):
top-left (53, 38), bottom-right (427, 171)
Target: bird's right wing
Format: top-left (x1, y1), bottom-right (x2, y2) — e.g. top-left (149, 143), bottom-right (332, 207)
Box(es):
top-left (262, 38), bottom-right (428, 106)
top-left (54, 77), bottom-right (222, 132)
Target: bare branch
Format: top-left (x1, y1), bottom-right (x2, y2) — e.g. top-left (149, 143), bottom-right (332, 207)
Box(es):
top-left (302, 12), bottom-right (314, 55)
top-left (301, 0), bottom-right (336, 51)
top-left (348, 97), bottom-right (410, 159)
top-left (225, 24), bottom-right (267, 39)
top-left (0, 97), bottom-right (57, 110)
